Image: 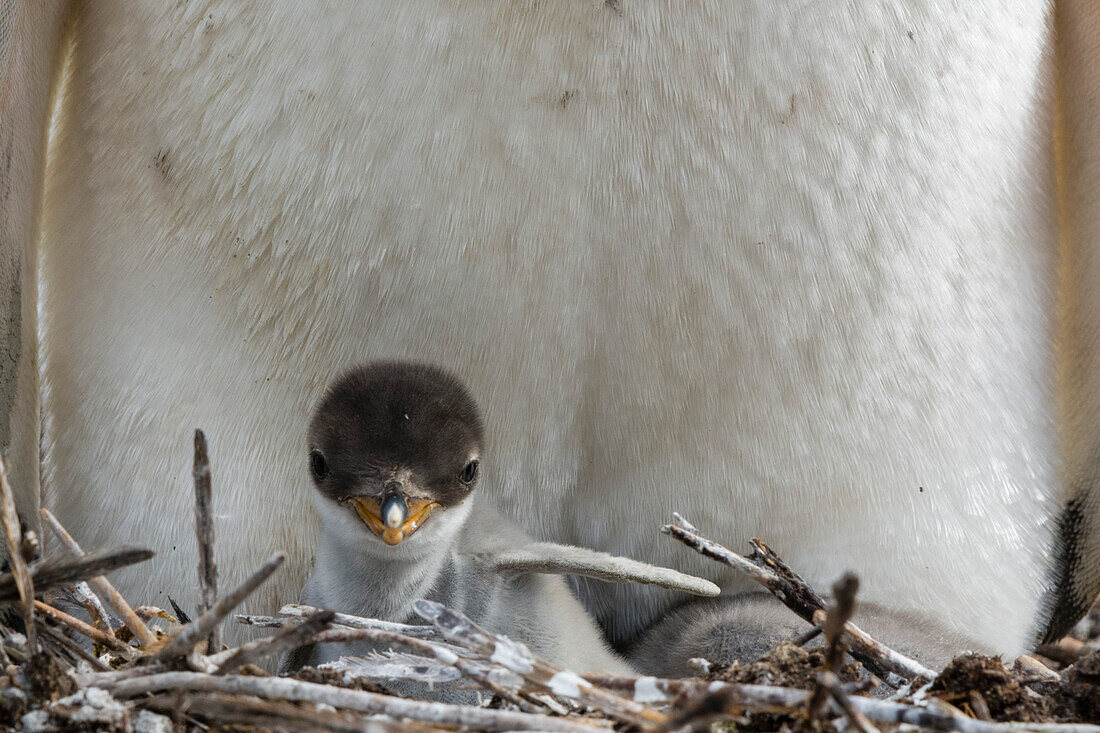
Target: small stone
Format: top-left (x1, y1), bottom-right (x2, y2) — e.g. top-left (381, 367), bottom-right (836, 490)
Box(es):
top-left (135, 710), bottom-right (174, 733)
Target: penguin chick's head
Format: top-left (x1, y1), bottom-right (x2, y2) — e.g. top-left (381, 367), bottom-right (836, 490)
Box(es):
top-left (308, 361), bottom-right (484, 547)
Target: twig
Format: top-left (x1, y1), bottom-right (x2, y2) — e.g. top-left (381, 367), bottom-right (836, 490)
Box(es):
top-left (808, 573), bottom-right (859, 719)
top-left (67, 581), bottom-right (114, 636)
top-left (193, 429), bottom-right (218, 651)
top-left (0, 544), bottom-right (154, 603)
top-left (580, 674), bottom-right (683, 704)
top-left (809, 609), bottom-right (934, 682)
top-left (33, 600), bottom-right (134, 657)
top-left (237, 614), bottom-right (538, 712)
top-left (415, 599), bottom-right (667, 728)
top-left (675, 679), bottom-right (1100, 733)
top-left (662, 518), bottom-right (778, 589)
top-left (819, 671), bottom-right (880, 733)
top-left (822, 574), bottom-right (858, 671)
top-left (34, 620), bottom-right (83, 668)
top-left (156, 552), bottom-right (285, 659)
top-left (970, 691), bottom-right (994, 722)
top-left (1037, 638), bottom-right (1083, 666)
top-left (662, 515), bottom-right (932, 682)
top-left (78, 662), bottom-right (172, 685)
top-left (40, 508), bottom-right (158, 648)
top-left (0, 454), bottom-right (35, 652)
top-left (748, 535), bottom-right (832, 611)
top-left (135, 605), bottom-right (176, 624)
top-left (298, 625), bottom-right (541, 712)
top-left (96, 672), bottom-right (606, 732)
top-left (1014, 655), bottom-right (1061, 681)
top-left (215, 609), bottom-right (335, 674)
top-left (275, 604), bottom-right (439, 638)
top-left (143, 691), bottom-right (415, 733)
top-left (794, 626), bottom-right (823, 646)
top-left (35, 618), bottom-right (110, 671)
top-left (582, 671), bottom-right (871, 704)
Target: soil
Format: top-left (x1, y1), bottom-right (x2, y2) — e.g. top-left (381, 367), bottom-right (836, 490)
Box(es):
top-left (928, 654), bottom-right (1053, 722)
top-left (709, 641), bottom-right (863, 688)
top-left (685, 641), bottom-right (864, 732)
top-left (695, 641), bottom-right (1100, 729)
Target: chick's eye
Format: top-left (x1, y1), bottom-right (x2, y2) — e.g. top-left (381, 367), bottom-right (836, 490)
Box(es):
top-left (310, 450), bottom-right (330, 481)
top-left (459, 459), bottom-right (479, 485)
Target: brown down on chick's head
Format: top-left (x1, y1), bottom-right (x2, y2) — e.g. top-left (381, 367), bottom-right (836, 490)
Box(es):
top-left (307, 361), bottom-right (484, 545)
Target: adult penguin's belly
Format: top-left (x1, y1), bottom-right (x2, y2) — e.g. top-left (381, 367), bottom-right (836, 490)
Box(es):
top-left (39, 1), bottom-right (1056, 654)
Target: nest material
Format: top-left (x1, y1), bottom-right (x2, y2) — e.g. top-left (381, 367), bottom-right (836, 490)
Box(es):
top-left (0, 431), bottom-right (1098, 732)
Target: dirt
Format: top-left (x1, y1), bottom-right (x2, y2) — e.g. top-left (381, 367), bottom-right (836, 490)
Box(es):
top-left (1054, 651), bottom-right (1100, 723)
top-left (695, 641), bottom-right (1100, 729)
top-left (708, 641), bottom-right (863, 689)
top-left (0, 684), bottom-right (26, 729)
top-left (686, 641), bottom-right (861, 732)
top-left (22, 652), bottom-right (76, 703)
top-left (920, 651), bottom-right (1100, 725)
top-left (928, 654), bottom-right (1053, 722)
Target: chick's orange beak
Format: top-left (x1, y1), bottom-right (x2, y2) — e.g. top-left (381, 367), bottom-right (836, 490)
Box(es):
top-left (345, 496), bottom-right (440, 545)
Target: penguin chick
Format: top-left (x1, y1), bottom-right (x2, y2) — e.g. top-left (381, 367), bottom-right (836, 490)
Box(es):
top-left (287, 361), bottom-right (719, 679)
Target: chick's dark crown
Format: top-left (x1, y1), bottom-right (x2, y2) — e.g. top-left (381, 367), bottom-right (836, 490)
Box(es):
top-left (308, 361), bottom-right (484, 506)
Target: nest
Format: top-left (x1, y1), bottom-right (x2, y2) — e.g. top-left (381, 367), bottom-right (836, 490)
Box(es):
top-left (0, 430), bottom-right (1098, 732)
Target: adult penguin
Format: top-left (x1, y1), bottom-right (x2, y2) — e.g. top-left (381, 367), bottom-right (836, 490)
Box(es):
top-left (1, 2), bottom-right (1098, 673)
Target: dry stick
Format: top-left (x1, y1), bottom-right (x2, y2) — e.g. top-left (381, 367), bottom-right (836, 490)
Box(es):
top-left (754, 537), bottom-right (934, 684)
top-left (675, 679), bottom-right (1100, 733)
top-left (78, 661), bottom-right (172, 685)
top-left (39, 508), bottom-right (158, 648)
top-left (415, 599), bottom-right (667, 728)
top-left (970, 691), bottom-right (995, 723)
top-left (819, 671), bottom-right (880, 733)
top-left (0, 545), bottom-right (153, 603)
top-left (67, 580), bottom-right (114, 636)
top-left (144, 692), bottom-right (415, 733)
top-left (156, 552), bottom-right (286, 660)
top-left (275, 604), bottom-right (439, 638)
top-left (33, 600), bottom-right (134, 656)
top-left (579, 674), bottom-right (685, 705)
top-left (300, 626), bottom-right (542, 713)
top-left (0, 454), bottom-right (35, 653)
top-left (794, 626), bottom-right (823, 646)
top-left (1015, 655), bottom-right (1061, 681)
top-left (193, 429), bottom-right (218, 651)
top-left (98, 672), bottom-right (605, 733)
top-left (1037, 638), bottom-right (1083, 666)
top-left (661, 515), bottom-right (933, 682)
top-left (234, 614), bottom-right (470, 669)
top-left (807, 573), bottom-right (859, 720)
top-left (823, 574), bottom-right (858, 669)
top-left (34, 619), bottom-right (110, 671)
top-left (135, 605), bottom-right (176, 623)
top-left (34, 620), bottom-right (83, 669)
top-left (749, 535), bottom-right (832, 609)
top-left (807, 608), bottom-right (935, 685)
top-left (581, 671), bottom-right (871, 705)
top-left (230, 617), bottom-right (538, 712)
top-left (215, 609), bottom-right (335, 674)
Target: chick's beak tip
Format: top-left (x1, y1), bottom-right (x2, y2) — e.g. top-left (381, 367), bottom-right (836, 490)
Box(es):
top-left (347, 496), bottom-right (440, 545)
top-left (381, 493), bottom-right (408, 529)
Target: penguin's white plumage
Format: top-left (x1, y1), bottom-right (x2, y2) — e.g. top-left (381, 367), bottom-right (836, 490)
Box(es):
top-left (0, 1), bottom-right (1091, 666)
